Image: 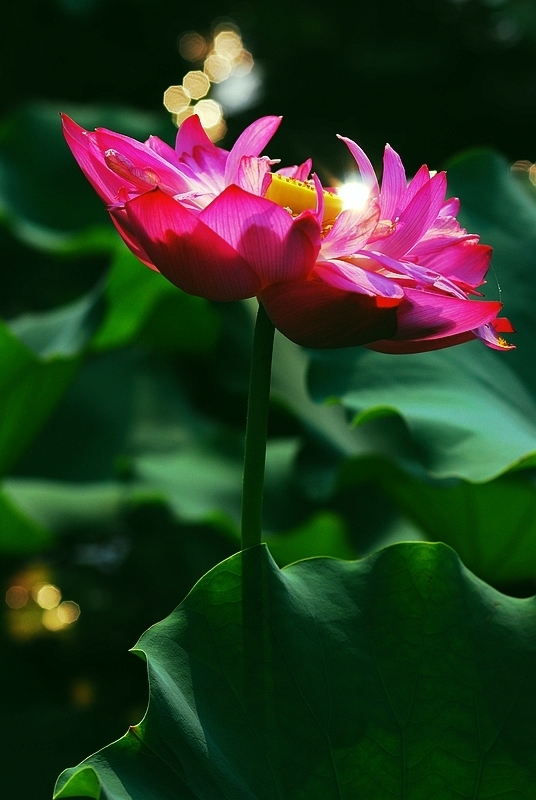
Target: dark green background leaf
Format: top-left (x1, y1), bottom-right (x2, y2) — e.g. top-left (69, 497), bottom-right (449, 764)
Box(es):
top-left (0, 322), bottom-right (81, 476)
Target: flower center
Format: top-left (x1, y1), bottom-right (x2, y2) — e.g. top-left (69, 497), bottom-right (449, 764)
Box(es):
top-left (264, 174), bottom-right (343, 225)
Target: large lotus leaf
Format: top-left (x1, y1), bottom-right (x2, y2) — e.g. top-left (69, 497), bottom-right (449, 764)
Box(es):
top-left (8, 281), bottom-right (105, 358)
top-left (54, 542), bottom-right (536, 799)
top-left (9, 341), bottom-right (320, 545)
top-left (11, 342), bottom-right (211, 482)
top-left (2, 478), bottom-right (130, 535)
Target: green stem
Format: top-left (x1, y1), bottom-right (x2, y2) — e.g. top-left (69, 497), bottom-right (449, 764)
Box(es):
top-left (241, 302), bottom-right (275, 551)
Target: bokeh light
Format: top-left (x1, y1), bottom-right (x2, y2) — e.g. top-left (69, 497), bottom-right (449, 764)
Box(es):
top-left (42, 601), bottom-right (80, 632)
top-left (203, 53), bottom-right (233, 83)
top-left (178, 32), bottom-right (208, 62)
top-left (171, 23), bottom-right (258, 142)
top-left (5, 585), bottom-right (28, 609)
top-left (232, 50), bottom-right (254, 77)
top-left (171, 106), bottom-right (196, 128)
top-left (34, 583), bottom-right (61, 610)
top-left (183, 70), bottom-right (210, 100)
top-left (194, 99), bottom-right (223, 129)
top-left (70, 678), bottom-right (95, 710)
top-left (163, 85), bottom-right (190, 113)
top-left (213, 29), bottom-right (243, 61)
top-left (5, 566), bottom-right (80, 639)
top-left (57, 600), bottom-right (81, 624)
top-left (511, 159), bottom-right (536, 188)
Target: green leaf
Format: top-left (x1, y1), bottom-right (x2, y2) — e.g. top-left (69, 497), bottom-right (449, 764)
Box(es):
top-left (0, 488), bottom-right (52, 552)
top-left (53, 766), bottom-right (101, 800)
top-left (8, 281), bottom-right (105, 358)
top-left (0, 321), bottom-right (80, 475)
top-left (2, 478), bottom-right (129, 534)
top-left (134, 437), bottom-right (308, 535)
top-left (55, 543), bottom-right (536, 799)
top-left (308, 344), bottom-right (536, 482)
top-left (386, 471), bottom-right (536, 584)
top-left (339, 457), bottom-right (536, 584)
top-left (446, 149), bottom-right (536, 396)
top-left (92, 245), bottom-right (220, 354)
top-left (264, 510), bottom-right (355, 565)
top-left (0, 282), bottom-right (106, 476)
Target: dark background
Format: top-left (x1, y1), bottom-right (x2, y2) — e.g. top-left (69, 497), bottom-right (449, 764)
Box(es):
top-left (2, 1), bottom-right (536, 797)
top-left (4, 0), bottom-right (536, 174)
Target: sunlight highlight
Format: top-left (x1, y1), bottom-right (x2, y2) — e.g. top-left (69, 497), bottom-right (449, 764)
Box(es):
top-left (336, 180), bottom-right (370, 211)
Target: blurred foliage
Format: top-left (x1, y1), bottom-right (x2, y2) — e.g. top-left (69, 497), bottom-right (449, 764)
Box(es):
top-left (2, 0), bottom-right (536, 796)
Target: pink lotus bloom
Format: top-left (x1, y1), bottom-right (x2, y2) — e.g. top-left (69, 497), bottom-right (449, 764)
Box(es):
top-left (62, 113), bottom-right (513, 352)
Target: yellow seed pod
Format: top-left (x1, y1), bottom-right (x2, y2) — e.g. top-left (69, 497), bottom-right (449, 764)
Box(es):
top-left (265, 174), bottom-right (343, 225)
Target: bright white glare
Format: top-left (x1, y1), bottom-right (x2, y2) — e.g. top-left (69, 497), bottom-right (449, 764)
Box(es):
top-left (337, 181), bottom-right (369, 211)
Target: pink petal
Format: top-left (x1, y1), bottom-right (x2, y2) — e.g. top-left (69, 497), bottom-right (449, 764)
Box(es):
top-left (260, 279), bottom-right (399, 348)
top-left (493, 317), bottom-right (515, 333)
top-left (474, 320), bottom-right (515, 350)
top-left (94, 128), bottom-right (191, 195)
top-left (413, 215), bottom-right (467, 247)
top-left (200, 185), bottom-right (320, 284)
top-left (104, 150), bottom-right (160, 192)
top-left (366, 329), bottom-right (477, 354)
top-left (366, 291), bottom-right (509, 353)
top-left (337, 136), bottom-right (379, 197)
top-left (108, 208), bottom-right (160, 271)
top-left (124, 188), bottom-right (261, 301)
top-left (358, 249), bottom-right (449, 291)
top-left (314, 259), bottom-right (405, 299)
top-left (175, 114), bottom-right (221, 159)
top-left (380, 144), bottom-right (406, 220)
top-left (439, 196), bottom-right (460, 217)
top-left (312, 173), bottom-right (324, 226)
top-left (236, 156), bottom-right (273, 196)
top-left (373, 171), bottom-right (448, 258)
top-left (321, 201), bottom-right (381, 259)
top-left (402, 164), bottom-right (430, 210)
top-left (224, 116), bottom-right (282, 186)
top-left (61, 114), bottom-right (125, 203)
top-left (145, 135), bottom-right (179, 165)
top-left (389, 288), bottom-right (503, 342)
top-left (418, 241), bottom-right (492, 287)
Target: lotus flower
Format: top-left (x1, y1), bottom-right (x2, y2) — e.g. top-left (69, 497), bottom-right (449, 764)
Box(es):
top-left (62, 113), bottom-right (513, 352)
